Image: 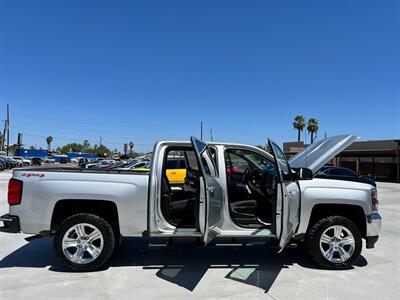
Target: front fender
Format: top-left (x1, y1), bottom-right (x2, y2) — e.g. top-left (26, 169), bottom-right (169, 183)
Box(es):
top-left (297, 179), bottom-right (371, 235)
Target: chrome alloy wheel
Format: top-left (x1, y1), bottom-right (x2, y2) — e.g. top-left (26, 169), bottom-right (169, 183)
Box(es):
top-left (319, 225), bottom-right (355, 263)
top-left (62, 223), bottom-right (104, 264)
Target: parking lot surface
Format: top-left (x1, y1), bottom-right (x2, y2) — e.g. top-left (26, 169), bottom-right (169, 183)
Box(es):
top-left (0, 169), bottom-right (399, 300)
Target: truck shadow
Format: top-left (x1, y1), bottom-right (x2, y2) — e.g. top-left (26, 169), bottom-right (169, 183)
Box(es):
top-left (0, 237), bottom-right (368, 293)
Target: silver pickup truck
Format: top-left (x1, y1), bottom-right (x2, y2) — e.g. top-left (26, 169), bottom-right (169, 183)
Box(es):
top-left (1, 135), bottom-right (381, 272)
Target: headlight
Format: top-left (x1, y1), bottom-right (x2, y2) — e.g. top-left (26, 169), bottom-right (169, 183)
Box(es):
top-left (371, 188), bottom-right (378, 210)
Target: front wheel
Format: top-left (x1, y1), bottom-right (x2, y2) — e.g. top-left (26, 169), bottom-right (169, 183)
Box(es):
top-left (54, 213), bottom-right (115, 272)
top-left (306, 216), bottom-right (362, 269)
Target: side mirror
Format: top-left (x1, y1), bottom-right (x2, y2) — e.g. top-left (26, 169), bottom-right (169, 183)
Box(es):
top-left (296, 168), bottom-right (313, 180)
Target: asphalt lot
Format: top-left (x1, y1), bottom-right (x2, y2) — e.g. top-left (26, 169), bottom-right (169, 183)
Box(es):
top-left (0, 169), bottom-right (399, 300)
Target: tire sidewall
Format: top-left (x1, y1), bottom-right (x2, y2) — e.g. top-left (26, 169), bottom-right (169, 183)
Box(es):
top-left (54, 213), bottom-right (115, 272)
top-left (307, 216), bottom-right (362, 269)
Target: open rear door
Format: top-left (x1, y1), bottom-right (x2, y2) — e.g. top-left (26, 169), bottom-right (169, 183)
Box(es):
top-left (191, 137), bottom-right (224, 244)
top-left (268, 139), bottom-right (301, 250)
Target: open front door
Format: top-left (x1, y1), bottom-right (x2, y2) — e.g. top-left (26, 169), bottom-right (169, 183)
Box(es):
top-left (268, 139), bottom-right (301, 249)
top-left (191, 137), bottom-right (224, 244)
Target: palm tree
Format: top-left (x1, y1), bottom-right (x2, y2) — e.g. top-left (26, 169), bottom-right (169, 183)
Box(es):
top-left (307, 118), bottom-right (319, 144)
top-left (292, 115), bottom-right (306, 142)
top-left (129, 141), bottom-right (134, 155)
top-left (46, 136), bottom-right (53, 151)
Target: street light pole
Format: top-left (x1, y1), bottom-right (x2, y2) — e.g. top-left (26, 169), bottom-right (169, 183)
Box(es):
top-left (6, 104), bottom-right (9, 156)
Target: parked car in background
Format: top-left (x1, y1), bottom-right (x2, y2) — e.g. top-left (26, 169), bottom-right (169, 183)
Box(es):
top-left (42, 156), bottom-right (55, 163)
top-left (315, 166), bottom-right (376, 187)
top-left (77, 158), bottom-right (90, 167)
top-left (0, 157), bottom-right (11, 169)
top-left (0, 156), bottom-right (18, 168)
top-left (78, 158), bottom-right (102, 168)
top-left (0, 159), bottom-right (5, 170)
top-left (12, 156), bottom-right (32, 167)
top-left (131, 162), bottom-right (151, 172)
top-left (86, 160), bottom-right (115, 169)
top-left (31, 157), bottom-right (43, 166)
top-left (129, 161), bottom-right (149, 169)
top-left (71, 157), bottom-right (83, 165)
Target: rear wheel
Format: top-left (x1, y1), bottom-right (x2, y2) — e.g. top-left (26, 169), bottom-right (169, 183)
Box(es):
top-left (306, 216), bottom-right (362, 269)
top-left (54, 213), bottom-right (115, 272)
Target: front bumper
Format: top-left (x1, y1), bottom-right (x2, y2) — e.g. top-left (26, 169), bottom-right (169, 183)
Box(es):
top-left (0, 214), bottom-right (21, 233)
top-left (365, 213), bottom-right (382, 248)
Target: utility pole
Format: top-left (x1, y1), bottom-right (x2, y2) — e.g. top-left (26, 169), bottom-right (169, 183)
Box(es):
top-left (99, 136), bottom-right (102, 146)
top-left (210, 128), bottom-right (213, 141)
top-left (200, 122), bottom-right (203, 140)
top-left (6, 104), bottom-right (9, 155)
top-left (1, 119), bottom-right (6, 151)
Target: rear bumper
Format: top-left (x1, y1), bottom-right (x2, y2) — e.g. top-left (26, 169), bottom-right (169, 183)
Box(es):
top-left (0, 214), bottom-right (21, 233)
top-left (366, 213), bottom-right (381, 248)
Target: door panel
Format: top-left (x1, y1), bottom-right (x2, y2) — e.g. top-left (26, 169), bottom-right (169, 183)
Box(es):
top-left (191, 137), bottom-right (224, 244)
top-left (268, 139), bottom-right (300, 249)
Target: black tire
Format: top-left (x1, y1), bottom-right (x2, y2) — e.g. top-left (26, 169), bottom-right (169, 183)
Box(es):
top-left (54, 213), bottom-right (115, 272)
top-left (306, 215), bottom-right (362, 270)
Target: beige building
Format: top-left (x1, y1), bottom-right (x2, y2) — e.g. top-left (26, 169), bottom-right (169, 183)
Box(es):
top-left (283, 139), bottom-right (400, 183)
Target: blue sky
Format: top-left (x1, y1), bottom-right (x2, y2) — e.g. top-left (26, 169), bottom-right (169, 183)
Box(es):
top-left (1, 0), bottom-right (399, 152)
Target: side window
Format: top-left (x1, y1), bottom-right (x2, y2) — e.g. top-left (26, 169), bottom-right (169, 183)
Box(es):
top-left (185, 151), bottom-right (199, 171)
top-left (209, 147), bottom-right (218, 166)
top-left (178, 159), bottom-right (187, 169)
top-left (339, 168), bottom-right (357, 176)
top-left (327, 168), bottom-right (341, 175)
top-left (270, 143), bottom-right (291, 181)
top-left (225, 149), bottom-right (276, 177)
top-left (166, 160), bottom-right (178, 169)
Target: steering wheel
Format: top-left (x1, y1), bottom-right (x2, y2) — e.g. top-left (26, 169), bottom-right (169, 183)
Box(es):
top-left (241, 168), bottom-right (263, 185)
top-left (241, 168), bottom-right (251, 184)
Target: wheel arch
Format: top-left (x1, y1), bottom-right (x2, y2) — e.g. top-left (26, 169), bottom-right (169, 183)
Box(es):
top-left (307, 203), bottom-right (366, 238)
top-left (51, 199), bottom-right (120, 236)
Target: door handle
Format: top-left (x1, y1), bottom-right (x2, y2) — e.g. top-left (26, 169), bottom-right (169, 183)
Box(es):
top-left (171, 171), bottom-right (176, 174)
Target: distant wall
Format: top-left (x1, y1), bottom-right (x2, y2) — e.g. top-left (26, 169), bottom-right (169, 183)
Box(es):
top-left (15, 149), bottom-right (49, 157)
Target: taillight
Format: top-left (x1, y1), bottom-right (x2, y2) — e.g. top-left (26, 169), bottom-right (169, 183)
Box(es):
top-left (371, 188), bottom-right (378, 211)
top-left (8, 178), bottom-right (23, 205)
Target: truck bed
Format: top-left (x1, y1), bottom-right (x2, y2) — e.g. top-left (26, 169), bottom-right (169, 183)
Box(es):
top-left (16, 167), bottom-right (150, 175)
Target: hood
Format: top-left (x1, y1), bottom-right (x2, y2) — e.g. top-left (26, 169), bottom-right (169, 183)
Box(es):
top-left (288, 134), bottom-right (357, 174)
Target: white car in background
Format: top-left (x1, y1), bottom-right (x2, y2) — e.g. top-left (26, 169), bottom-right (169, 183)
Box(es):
top-left (12, 156), bottom-right (32, 167)
top-left (42, 156), bottom-right (56, 163)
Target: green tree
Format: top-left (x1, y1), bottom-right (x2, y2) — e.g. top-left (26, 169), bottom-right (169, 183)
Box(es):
top-left (60, 143), bottom-right (83, 153)
top-left (46, 136), bottom-right (53, 151)
top-left (292, 115), bottom-right (306, 142)
top-left (96, 144), bottom-right (112, 157)
top-left (256, 143), bottom-right (272, 153)
top-left (307, 118), bottom-right (319, 144)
